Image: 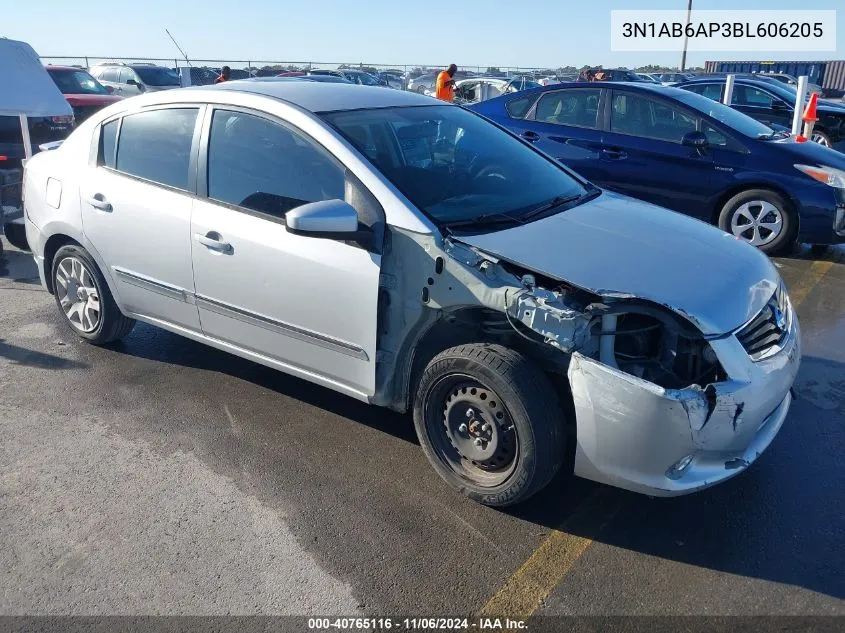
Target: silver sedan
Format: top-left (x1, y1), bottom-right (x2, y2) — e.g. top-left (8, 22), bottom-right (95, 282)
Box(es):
top-left (22, 81), bottom-right (800, 506)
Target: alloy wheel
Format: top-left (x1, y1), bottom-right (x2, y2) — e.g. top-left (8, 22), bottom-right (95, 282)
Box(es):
top-left (811, 132), bottom-right (831, 147)
top-left (730, 200), bottom-right (784, 247)
top-left (55, 256), bottom-right (101, 333)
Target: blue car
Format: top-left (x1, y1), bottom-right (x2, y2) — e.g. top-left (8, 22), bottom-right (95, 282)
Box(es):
top-left (469, 82), bottom-right (845, 253)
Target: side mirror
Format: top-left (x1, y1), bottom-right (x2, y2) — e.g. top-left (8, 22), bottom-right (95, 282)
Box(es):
top-left (681, 131), bottom-right (709, 149)
top-left (105, 85), bottom-right (115, 94)
top-left (125, 79), bottom-right (138, 86)
top-left (286, 199), bottom-right (359, 236)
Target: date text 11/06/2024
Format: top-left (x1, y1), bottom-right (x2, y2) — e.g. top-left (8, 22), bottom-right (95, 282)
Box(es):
top-left (308, 618), bottom-right (528, 630)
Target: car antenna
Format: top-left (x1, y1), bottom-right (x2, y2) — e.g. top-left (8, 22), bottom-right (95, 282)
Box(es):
top-left (165, 28), bottom-right (192, 67)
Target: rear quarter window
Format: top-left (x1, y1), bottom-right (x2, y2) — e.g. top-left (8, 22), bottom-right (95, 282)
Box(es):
top-left (505, 95), bottom-right (536, 119)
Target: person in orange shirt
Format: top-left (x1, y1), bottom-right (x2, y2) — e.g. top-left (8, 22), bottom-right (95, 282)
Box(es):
top-left (435, 64), bottom-right (458, 101)
top-left (215, 66), bottom-right (231, 84)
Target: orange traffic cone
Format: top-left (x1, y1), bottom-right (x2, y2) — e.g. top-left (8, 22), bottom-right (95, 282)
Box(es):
top-left (796, 93), bottom-right (819, 143)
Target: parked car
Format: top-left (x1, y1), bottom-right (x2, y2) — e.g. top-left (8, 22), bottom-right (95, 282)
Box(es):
top-left (46, 65), bottom-right (123, 122)
top-left (1, 38), bottom-right (75, 252)
top-left (676, 76), bottom-right (845, 151)
top-left (277, 71), bottom-right (307, 77)
top-left (172, 66), bottom-right (221, 86)
top-left (658, 72), bottom-right (696, 85)
top-left (470, 82), bottom-right (845, 253)
top-left (407, 70), bottom-right (474, 94)
top-left (246, 76), bottom-right (354, 85)
top-left (309, 69), bottom-right (383, 86)
top-left (598, 69), bottom-right (647, 82)
top-left (752, 72), bottom-right (824, 96)
top-left (636, 73), bottom-right (662, 84)
top-left (23, 81), bottom-right (800, 506)
top-left (89, 62), bottom-right (181, 96)
top-left (454, 77), bottom-right (541, 105)
top-left (373, 71), bottom-right (404, 89)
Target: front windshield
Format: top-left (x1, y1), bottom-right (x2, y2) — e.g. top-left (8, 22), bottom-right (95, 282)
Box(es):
top-left (48, 69), bottom-right (109, 95)
top-left (134, 66), bottom-right (180, 86)
top-left (672, 89), bottom-right (775, 138)
top-left (322, 105), bottom-right (587, 227)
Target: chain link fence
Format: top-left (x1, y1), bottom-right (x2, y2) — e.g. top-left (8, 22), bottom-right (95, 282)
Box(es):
top-left (40, 56), bottom-right (562, 89)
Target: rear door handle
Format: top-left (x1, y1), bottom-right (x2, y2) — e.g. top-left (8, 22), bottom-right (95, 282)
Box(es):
top-left (195, 232), bottom-right (232, 253)
top-left (601, 148), bottom-right (627, 160)
top-left (521, 130), bottom-right (540, 142)
top-left (85, 194), bottom-right (112, 212)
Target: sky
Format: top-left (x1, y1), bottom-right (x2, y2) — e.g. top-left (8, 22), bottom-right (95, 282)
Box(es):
top-left (3, 0), bottom-right (843, 70)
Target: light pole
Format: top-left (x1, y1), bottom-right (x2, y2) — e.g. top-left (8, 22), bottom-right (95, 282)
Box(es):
top-left (680, 0), bottom-right (693, 71)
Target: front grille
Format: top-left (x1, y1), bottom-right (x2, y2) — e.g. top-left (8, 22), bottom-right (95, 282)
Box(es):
top-left (737, 283), bottom-right (791, 361)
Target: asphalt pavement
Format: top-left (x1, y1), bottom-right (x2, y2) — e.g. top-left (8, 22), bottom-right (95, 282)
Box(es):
top-left (1, 239), bottom-right (843, 619)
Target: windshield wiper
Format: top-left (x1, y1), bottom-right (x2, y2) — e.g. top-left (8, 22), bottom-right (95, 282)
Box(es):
top-left (441, 211), bottom-right (524, 230)
top-left (521, 189), bottom-right (600, 220)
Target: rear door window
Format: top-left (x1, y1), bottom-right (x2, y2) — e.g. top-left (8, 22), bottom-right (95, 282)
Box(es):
top-left (732, 86), bottom-right (775, 107)
top-left (101, 67), bottom-right (119, 82)
top-left (534, 89), bottom-right (601, 128)
top-left (115, 108), bottom-right (199, 190)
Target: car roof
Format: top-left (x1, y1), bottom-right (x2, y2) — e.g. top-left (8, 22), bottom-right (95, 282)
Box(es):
top-left (45, 65), bottom-right (86, 72)
top-left (196, 79), bottom-right (437, 112)
top-left (522, 81), bottom-right (689, 95)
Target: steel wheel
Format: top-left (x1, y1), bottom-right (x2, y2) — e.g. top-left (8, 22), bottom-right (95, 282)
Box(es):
top-left (55, 256), bottom-right (101, 333)
top-left (812, 132), bottom-right (831, 147)
top-left (425, 374), bottom-right (519, 488)
top-left (729, 200), bottom-right (784, 247)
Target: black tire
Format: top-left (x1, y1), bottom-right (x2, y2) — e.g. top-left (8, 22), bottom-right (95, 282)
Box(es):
top-left (718, 189), bottom-right (796, 255)
top-left (3, 222), bottom-right (30, 251)
top-left (51, 244), bottom-right (135, 344)
top-left (413, 343), bottom-right (565, 507)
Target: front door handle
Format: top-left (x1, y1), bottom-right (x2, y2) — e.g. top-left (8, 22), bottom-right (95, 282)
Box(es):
top-left (195, 232), bottom-right (232, 253)
top-left (85, 194), bottom-right (112, 212)
top-left (521, 130), bottom-right (540, 142)
top-left (601, 147), bottom-right (627, 160)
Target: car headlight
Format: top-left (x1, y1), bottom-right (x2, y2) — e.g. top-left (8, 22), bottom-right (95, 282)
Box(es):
top-left (795, 164), bottom-right (845, 189)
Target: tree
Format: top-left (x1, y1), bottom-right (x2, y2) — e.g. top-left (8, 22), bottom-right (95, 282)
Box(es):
top-left (486, 66), bottom-right (501, 75)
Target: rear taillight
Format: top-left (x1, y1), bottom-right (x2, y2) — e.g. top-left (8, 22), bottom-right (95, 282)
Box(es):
top-left (50, 115), bottom-right (75, 125)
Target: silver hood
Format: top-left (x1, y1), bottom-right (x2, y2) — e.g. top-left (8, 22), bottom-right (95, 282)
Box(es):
top-left (456, 191), bottom-right (779, 336)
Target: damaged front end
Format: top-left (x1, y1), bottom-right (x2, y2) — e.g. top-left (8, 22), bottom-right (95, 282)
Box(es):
top-left (375, 229), bottom-right (800, 496)
top-left (444, 239), bottom-right (800, 496)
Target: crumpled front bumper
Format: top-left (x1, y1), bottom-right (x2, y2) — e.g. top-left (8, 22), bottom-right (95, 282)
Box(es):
top-left (569, 314), bottom-right (801, 497)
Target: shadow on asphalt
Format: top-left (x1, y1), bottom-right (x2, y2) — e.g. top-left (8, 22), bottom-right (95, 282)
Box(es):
top-left (509, 353), bottom-right (845, 602)
top-left (0, 243), bottom-right (40, 285)
top-left (0, 338), bottom-right (88, 370)
top-left (784, 243), bottom-right (845, 263)
top-left (101, 313), bottom-right (845, 602)
top-left (105, 322), bottom-right (419, 445)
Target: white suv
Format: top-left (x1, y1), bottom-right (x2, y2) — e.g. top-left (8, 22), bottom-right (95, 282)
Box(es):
top-left (89, 63), bottom-right (180, 96)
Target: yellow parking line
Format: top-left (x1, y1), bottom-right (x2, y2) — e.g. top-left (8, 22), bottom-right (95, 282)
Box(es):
top-left (477, 487), bottom-right (623, 618)
top-left (787, 260), bottom-right (834, 308)
top-left (477, 258), bottom-right (835, 619)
